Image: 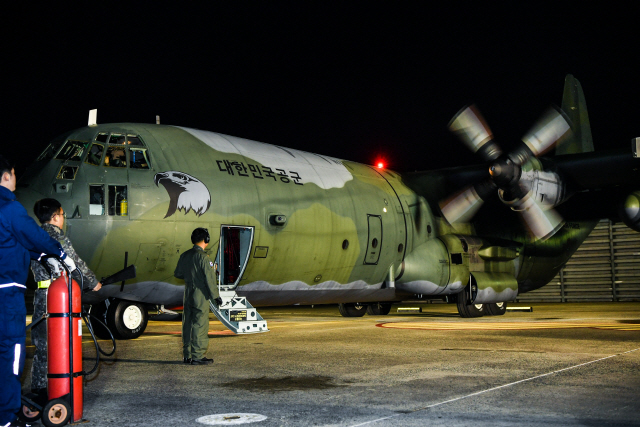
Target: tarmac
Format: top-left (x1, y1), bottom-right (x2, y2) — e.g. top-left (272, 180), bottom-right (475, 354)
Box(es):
top-left (22, 302), bottom-right (640, 426)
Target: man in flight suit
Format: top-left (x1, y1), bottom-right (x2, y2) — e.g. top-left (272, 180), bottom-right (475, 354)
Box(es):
top-left (0, 155), bottom-right (75, 427)
top-left (29, 198), bottom-right (103, 401)
top-left (174, 228), bottom-right (219, 365)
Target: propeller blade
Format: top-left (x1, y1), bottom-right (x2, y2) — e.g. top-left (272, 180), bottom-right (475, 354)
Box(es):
top-left (440, 186), bottom-right (484, 224)
top-left (513, 192), bottom-right (564, 241)
top-left (512, 106), bottom-right (571, 165)
top-left (440, 179), bottom-right (496, 224)
top-left (448, 105), bottom-right (502, 161)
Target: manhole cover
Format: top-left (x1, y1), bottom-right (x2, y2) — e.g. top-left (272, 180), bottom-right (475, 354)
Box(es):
top-left (196, 413), bottom-right (267, 425)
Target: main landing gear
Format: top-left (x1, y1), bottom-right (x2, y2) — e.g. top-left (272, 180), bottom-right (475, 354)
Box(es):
top-left (338, 302), bottom-right (392, 317)
top-left (455, 290), bottom-right (507, 318)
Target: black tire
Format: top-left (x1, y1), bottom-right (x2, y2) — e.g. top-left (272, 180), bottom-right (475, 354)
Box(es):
top-left (456, 288), bottom-right (484, 318)
top-left (338, 303), bottom-right (367, 317)
top-left (486, 302), bottom-right (507, 316)
top-left (20, 393), bottom-right (42, 423)
top-left (107, 300), bottom-right (148, 339)
top-left (366, 303), bottom-right (392, 315)
top-left (87, 301), bottom-right (112, 339)
top-left (42, 398), bottom-right (70, 427)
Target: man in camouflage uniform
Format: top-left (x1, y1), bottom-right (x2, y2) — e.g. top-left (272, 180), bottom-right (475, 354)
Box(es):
top-left (29, 198), bottom-right (102, 398)
top-left (174, 227), bottom-right (219, 365)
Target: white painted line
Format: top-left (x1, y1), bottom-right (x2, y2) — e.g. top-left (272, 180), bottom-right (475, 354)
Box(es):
top-left (349, 347), bottom-right (640, 426)
top-left (196, 413), bottom-right (267, 425)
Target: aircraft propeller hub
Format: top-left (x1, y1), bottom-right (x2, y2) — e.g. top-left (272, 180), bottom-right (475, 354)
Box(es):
top-left (441, 104), bottom-right (571, 240)
top-left (488, 158), bottom-right (520, 189)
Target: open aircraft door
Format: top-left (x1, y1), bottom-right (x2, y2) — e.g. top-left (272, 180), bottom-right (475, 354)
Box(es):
top-left (209, 225), bottom-right (269, 334)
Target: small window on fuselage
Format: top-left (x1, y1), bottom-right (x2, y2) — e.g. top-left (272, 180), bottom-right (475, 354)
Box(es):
top-left (85, 143), bottom-right (104, 166)
top-left (108, 185), bottom-right (128, 216)
top-left (56, 165), bottom-right (78, 180)
top-left (95, 133), bottom-right (109, 143)
top-left (90, 185), bottom-right (105, 215)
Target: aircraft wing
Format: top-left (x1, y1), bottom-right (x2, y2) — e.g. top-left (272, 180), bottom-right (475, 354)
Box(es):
top-left (82, 281), bottom-right (184, 307)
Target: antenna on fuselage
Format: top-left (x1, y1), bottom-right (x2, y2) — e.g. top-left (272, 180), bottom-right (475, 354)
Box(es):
top-left (156, 115), bottom-right (160, 124)
top-left (88, 109), bottom-right (97, 126)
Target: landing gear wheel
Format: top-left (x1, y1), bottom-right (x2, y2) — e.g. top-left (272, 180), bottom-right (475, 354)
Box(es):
top-left (107, 300), bottom-right (148, 339)
top-left (456, 289), bottom-right (484, 318)
top-left (486, 302), bottom-right (507, 316)
top-left (338, 303), bottom-right (367, 317)
top-left (366, 303), bottom-right (392, 315)
top-left (88, 301), bottom-right (112, 339)
top-left (19, 394), bottom-right (41, 423)
top-left (42, 398), bottom-right (70, 427)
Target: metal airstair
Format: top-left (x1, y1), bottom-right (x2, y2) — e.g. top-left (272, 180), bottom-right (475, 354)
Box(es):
top-left (209, 290), bottom-right (268, 334)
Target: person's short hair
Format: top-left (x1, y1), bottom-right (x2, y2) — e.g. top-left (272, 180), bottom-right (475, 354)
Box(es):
top-left (191, 227), bottom-right (210, 244)
top-left (34, 198), bottom-right (62, 224)
top-left (0, 154), bottom-right (14, 177)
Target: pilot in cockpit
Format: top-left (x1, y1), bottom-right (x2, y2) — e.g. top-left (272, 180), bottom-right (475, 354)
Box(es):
top-left (105, 147), bottom-right (126, 167)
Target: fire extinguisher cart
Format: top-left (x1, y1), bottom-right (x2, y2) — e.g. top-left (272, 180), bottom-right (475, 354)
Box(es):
top-left (41, 269), bottom-right (84, 426)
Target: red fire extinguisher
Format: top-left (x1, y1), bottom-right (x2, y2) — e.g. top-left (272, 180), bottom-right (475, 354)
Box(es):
top-left (45, 270), bottom-right (83, 425)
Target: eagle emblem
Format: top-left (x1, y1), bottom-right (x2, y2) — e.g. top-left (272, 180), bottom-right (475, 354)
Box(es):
top-left (154, 171), bottom-right (211, 218)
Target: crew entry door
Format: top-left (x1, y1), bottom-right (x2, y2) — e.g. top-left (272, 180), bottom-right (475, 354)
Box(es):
top-left (215, 225), bottom-right (254, 290)
top-left (210, 225), bottom-right (268, 334)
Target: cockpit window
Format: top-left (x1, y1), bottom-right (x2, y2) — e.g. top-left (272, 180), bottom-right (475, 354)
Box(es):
top-left (104, 146), bottom-right (127, 168)
top-left (56, 165), bottom-right (78, 180)
top-left (37, 143), bottom-right (60, 161)
top-left (95, 133), bottom-right (109, 143)
top-left (85, 143), bottom-right (104, 166)
top-left (109, 134), bottom-right (126, 145)
top-left (129, 148), bottom-right (151, 169)
top-left (126, 135), bottom-right (144, 146)
top-left (55, 140), bottom-right (87, 161)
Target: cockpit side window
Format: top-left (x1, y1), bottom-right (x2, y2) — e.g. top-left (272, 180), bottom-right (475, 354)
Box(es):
top-left (37, 133), bottom-right (69, 161)
top-left (85, 143), bottom-right (104, 166)
top-left (55, 140), bottom-right (88, 161)
top-left (38, 142), bottom-right (62, 161)
top-left (129, 148), bottom-right (151, 169)
top-left (104, 146), bottom-right (127, 168)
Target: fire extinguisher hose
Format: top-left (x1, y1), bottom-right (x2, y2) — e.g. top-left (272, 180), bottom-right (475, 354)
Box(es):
top-left (79, 271), bottom-right (117, 377)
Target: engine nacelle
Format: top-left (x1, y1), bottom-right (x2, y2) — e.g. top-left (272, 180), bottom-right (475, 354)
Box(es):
top-left (619, 190), bottom-right (640, 232)
top-left (396, 235), bottom-right (469, 295)
top-left (518, 169), bottom-right (567, 208)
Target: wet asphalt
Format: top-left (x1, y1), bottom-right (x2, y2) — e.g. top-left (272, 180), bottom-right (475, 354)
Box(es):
top-left (22, 302), bottom-right (640, 426)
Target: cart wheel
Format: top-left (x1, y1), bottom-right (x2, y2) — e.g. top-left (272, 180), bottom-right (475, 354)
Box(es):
top-left (20, 398), bottom-right (41, 423)
top-left (42, 398), bottom-right (71, 427)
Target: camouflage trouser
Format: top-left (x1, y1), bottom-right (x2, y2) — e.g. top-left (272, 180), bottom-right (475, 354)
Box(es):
top-left (31, 289), bottom-right (48, 391)
top-left (182, 284), bottom-right (211, 360)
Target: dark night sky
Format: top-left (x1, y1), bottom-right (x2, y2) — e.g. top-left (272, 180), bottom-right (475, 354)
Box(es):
top-left (1, 4), bottom-right (637, 175)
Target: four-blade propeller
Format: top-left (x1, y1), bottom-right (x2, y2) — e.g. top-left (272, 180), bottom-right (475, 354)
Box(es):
top-left (440, 105), bottom-right (571, 240)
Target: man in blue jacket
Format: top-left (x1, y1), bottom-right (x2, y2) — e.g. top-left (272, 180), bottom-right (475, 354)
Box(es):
top-left (0, 155), bottom-right (76, 427)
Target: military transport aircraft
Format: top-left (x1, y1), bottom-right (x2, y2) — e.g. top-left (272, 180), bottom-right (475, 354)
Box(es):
top-left (15, 75), bottom-right (640, 339)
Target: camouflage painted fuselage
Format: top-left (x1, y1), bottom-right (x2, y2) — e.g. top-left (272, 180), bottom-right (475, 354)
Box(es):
top-left (16, 123), bottom-right (594, 308)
